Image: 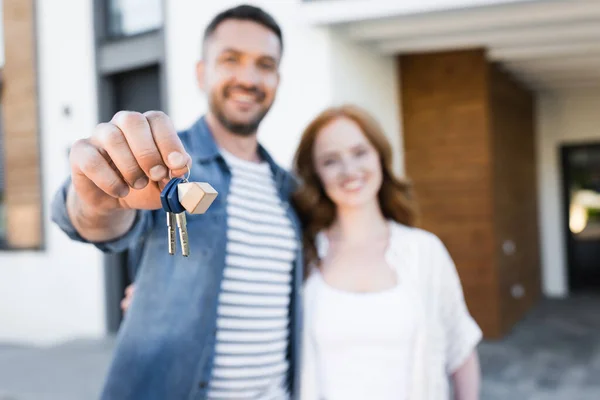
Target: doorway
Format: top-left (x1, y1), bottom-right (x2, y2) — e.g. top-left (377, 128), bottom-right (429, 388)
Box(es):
top-left (561, 143), bottom-right (600, 292)
top-left (111, 65), bottom-right (162, 112)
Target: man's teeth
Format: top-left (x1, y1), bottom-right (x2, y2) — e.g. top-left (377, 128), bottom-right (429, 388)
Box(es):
top-left (232, 93), bottom-right (255, 103)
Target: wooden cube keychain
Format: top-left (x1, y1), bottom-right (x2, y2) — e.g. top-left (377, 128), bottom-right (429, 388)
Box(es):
top-left (160, 166), bottom-right (218, 257)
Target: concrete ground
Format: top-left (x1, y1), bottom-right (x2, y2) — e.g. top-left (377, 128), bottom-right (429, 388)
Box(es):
top-left (478, 293), bottom-right (600, 400)
top-left (0, 337), bottom-right (115, 400)
top-left (1, 294), bottom-right (599, 400)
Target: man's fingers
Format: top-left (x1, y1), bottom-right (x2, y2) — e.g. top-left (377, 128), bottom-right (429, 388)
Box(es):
top-left (121, 297), bottom-right (130, 312)
top-left (144, 111), bottom-right (192, 176)
top-left (112, 111), bottom-right (169, 182)
top-left (125, 284), bottom-right (135, 296)
top-left (70, 139), bottom-right (130, 198)
top-left (121, 284), bottom-right (135, 313)
top-left (92, 123), bottom-right (148, 189)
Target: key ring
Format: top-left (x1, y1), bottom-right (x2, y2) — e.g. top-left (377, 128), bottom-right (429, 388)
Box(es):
top-left (169, 165), bottom-right (190, 183)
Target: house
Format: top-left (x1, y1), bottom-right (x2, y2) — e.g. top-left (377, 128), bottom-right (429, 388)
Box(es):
top-left (1, 0), bottom-right (599, 344)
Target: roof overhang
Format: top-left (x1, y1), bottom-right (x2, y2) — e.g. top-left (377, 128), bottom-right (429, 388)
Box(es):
top-left (301, 0), bottom-right (600, 92)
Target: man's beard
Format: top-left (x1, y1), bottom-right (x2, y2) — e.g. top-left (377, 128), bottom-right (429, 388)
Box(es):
top-left (210, 85), bottom-right (272, 137)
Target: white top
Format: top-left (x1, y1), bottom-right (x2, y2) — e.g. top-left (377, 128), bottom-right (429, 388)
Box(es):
top-left (311, 268), bottom-right (418, 400)
top-left (301, 221), bottom-right (483, 400)
top-left (207, 150), bottom-right (297, 399)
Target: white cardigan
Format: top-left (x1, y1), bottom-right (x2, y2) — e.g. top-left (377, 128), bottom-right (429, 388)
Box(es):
top-left (300, 221), bottom-right (483, 400)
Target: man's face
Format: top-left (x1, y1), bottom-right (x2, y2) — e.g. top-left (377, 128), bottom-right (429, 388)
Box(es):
top-left (198, 19), bottom-right (281, 136)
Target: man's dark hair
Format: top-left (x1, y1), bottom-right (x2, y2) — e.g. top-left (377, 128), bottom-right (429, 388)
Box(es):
top-left (203, 4), bottom-right (284, 54)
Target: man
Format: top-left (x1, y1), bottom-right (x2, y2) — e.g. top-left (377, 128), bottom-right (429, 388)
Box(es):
top-left (51, 5), bottom-right (302, 400)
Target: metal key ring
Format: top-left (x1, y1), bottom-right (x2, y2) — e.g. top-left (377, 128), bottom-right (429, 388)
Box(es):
top-left (168, 165), bottom-right (190, 182)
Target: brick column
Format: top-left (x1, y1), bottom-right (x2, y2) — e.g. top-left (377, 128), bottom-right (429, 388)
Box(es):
top-left (399, 49), bottom-right (541, 338)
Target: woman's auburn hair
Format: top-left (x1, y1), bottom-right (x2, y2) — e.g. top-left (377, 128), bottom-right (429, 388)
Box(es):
top-left (291, 104), bottom-right (418, 278)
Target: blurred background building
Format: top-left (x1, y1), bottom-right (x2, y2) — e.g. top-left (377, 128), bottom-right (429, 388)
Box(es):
top-left (1, 0), bottom-right (599, 350)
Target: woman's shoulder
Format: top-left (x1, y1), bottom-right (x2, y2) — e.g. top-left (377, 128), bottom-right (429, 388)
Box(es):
top-left (303, 267), bottom-right (323, 290)
top-left (387, 220), bottom-right (454, 278)
top-left (301, 268), bottom-right (324, 316)
top-left (388, 220), bottom-right (446, 251)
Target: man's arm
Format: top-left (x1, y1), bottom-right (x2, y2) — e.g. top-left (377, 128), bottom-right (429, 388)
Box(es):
top-left (51, 176), bottom-right (153, 254)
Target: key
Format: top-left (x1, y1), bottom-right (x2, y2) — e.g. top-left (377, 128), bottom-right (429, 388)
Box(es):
top-left (160, 167), bottom-right (219, 257)
top-left (175, 212), bottom-right (189, 257)
top-left (166, 212), bottom-right (176, 255)
top-left (165, 179), bottom-right (189, 256)
top-left (160, 177), bottom-right (182, 256)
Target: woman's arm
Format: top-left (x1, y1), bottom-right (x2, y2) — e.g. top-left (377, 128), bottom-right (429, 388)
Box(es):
top-left (451, 350), bottom-right (481, 400)
top-left (430, 234), bottom-right (483, 399)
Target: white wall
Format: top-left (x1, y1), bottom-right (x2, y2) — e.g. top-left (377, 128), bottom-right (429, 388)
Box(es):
top-left (537, 88), bottom-right (600, 297)
top-left (164, 0), bottom-right (402, 171)
top-left (0, 0), bottom-right (105, 345)
top-left (327, 31), bottom-right (404, 175)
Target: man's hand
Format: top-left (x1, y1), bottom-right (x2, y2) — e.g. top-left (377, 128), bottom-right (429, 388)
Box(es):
top-left (121, 284), bottom-right (135, 313)
top-left (66, 111), bottom-right (192, 242)
top-left (69, 111), bottom-right (192, 213)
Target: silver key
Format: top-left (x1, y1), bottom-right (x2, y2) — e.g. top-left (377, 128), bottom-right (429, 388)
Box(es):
top-left (175, 212), bottom-right (189, 257)
top-left (166, 212), bottom-right (176, 255)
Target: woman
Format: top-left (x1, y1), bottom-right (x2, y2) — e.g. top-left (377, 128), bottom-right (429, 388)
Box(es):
top-left (292, 104), bottom-right (482, 400)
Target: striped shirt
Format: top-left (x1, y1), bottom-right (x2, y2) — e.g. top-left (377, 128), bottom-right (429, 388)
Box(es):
top-left (207, 150), bottom-right (296, 400)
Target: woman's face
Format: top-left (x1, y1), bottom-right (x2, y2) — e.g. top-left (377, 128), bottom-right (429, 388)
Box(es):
top-left (312, 117), bottom-right (383, 210)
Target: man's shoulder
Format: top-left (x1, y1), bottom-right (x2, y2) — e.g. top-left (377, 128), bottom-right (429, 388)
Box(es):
top-left (255, 143), bottom-right (299, 192)
top-left (277, 165), bottom-right (297, 181)
top-left (278, 167), bottom-right (299, 194)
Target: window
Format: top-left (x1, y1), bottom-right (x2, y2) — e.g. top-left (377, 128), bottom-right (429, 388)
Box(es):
top-left (107, 0), bottom-right (162, 38)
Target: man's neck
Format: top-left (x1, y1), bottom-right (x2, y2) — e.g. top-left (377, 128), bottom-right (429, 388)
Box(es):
top-left (206, 112), bottom-right (261, 163)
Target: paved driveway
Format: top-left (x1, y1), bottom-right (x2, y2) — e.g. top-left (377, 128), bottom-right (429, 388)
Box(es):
top-left (479, 293), bottom-right (600, 400)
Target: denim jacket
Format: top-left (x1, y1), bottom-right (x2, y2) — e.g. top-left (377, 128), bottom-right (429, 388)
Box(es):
top-left (51, 116), bottom-right (304, 400)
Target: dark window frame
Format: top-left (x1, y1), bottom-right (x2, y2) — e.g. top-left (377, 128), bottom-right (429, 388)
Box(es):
top-left (94, 0), bottom-right (168, 333)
